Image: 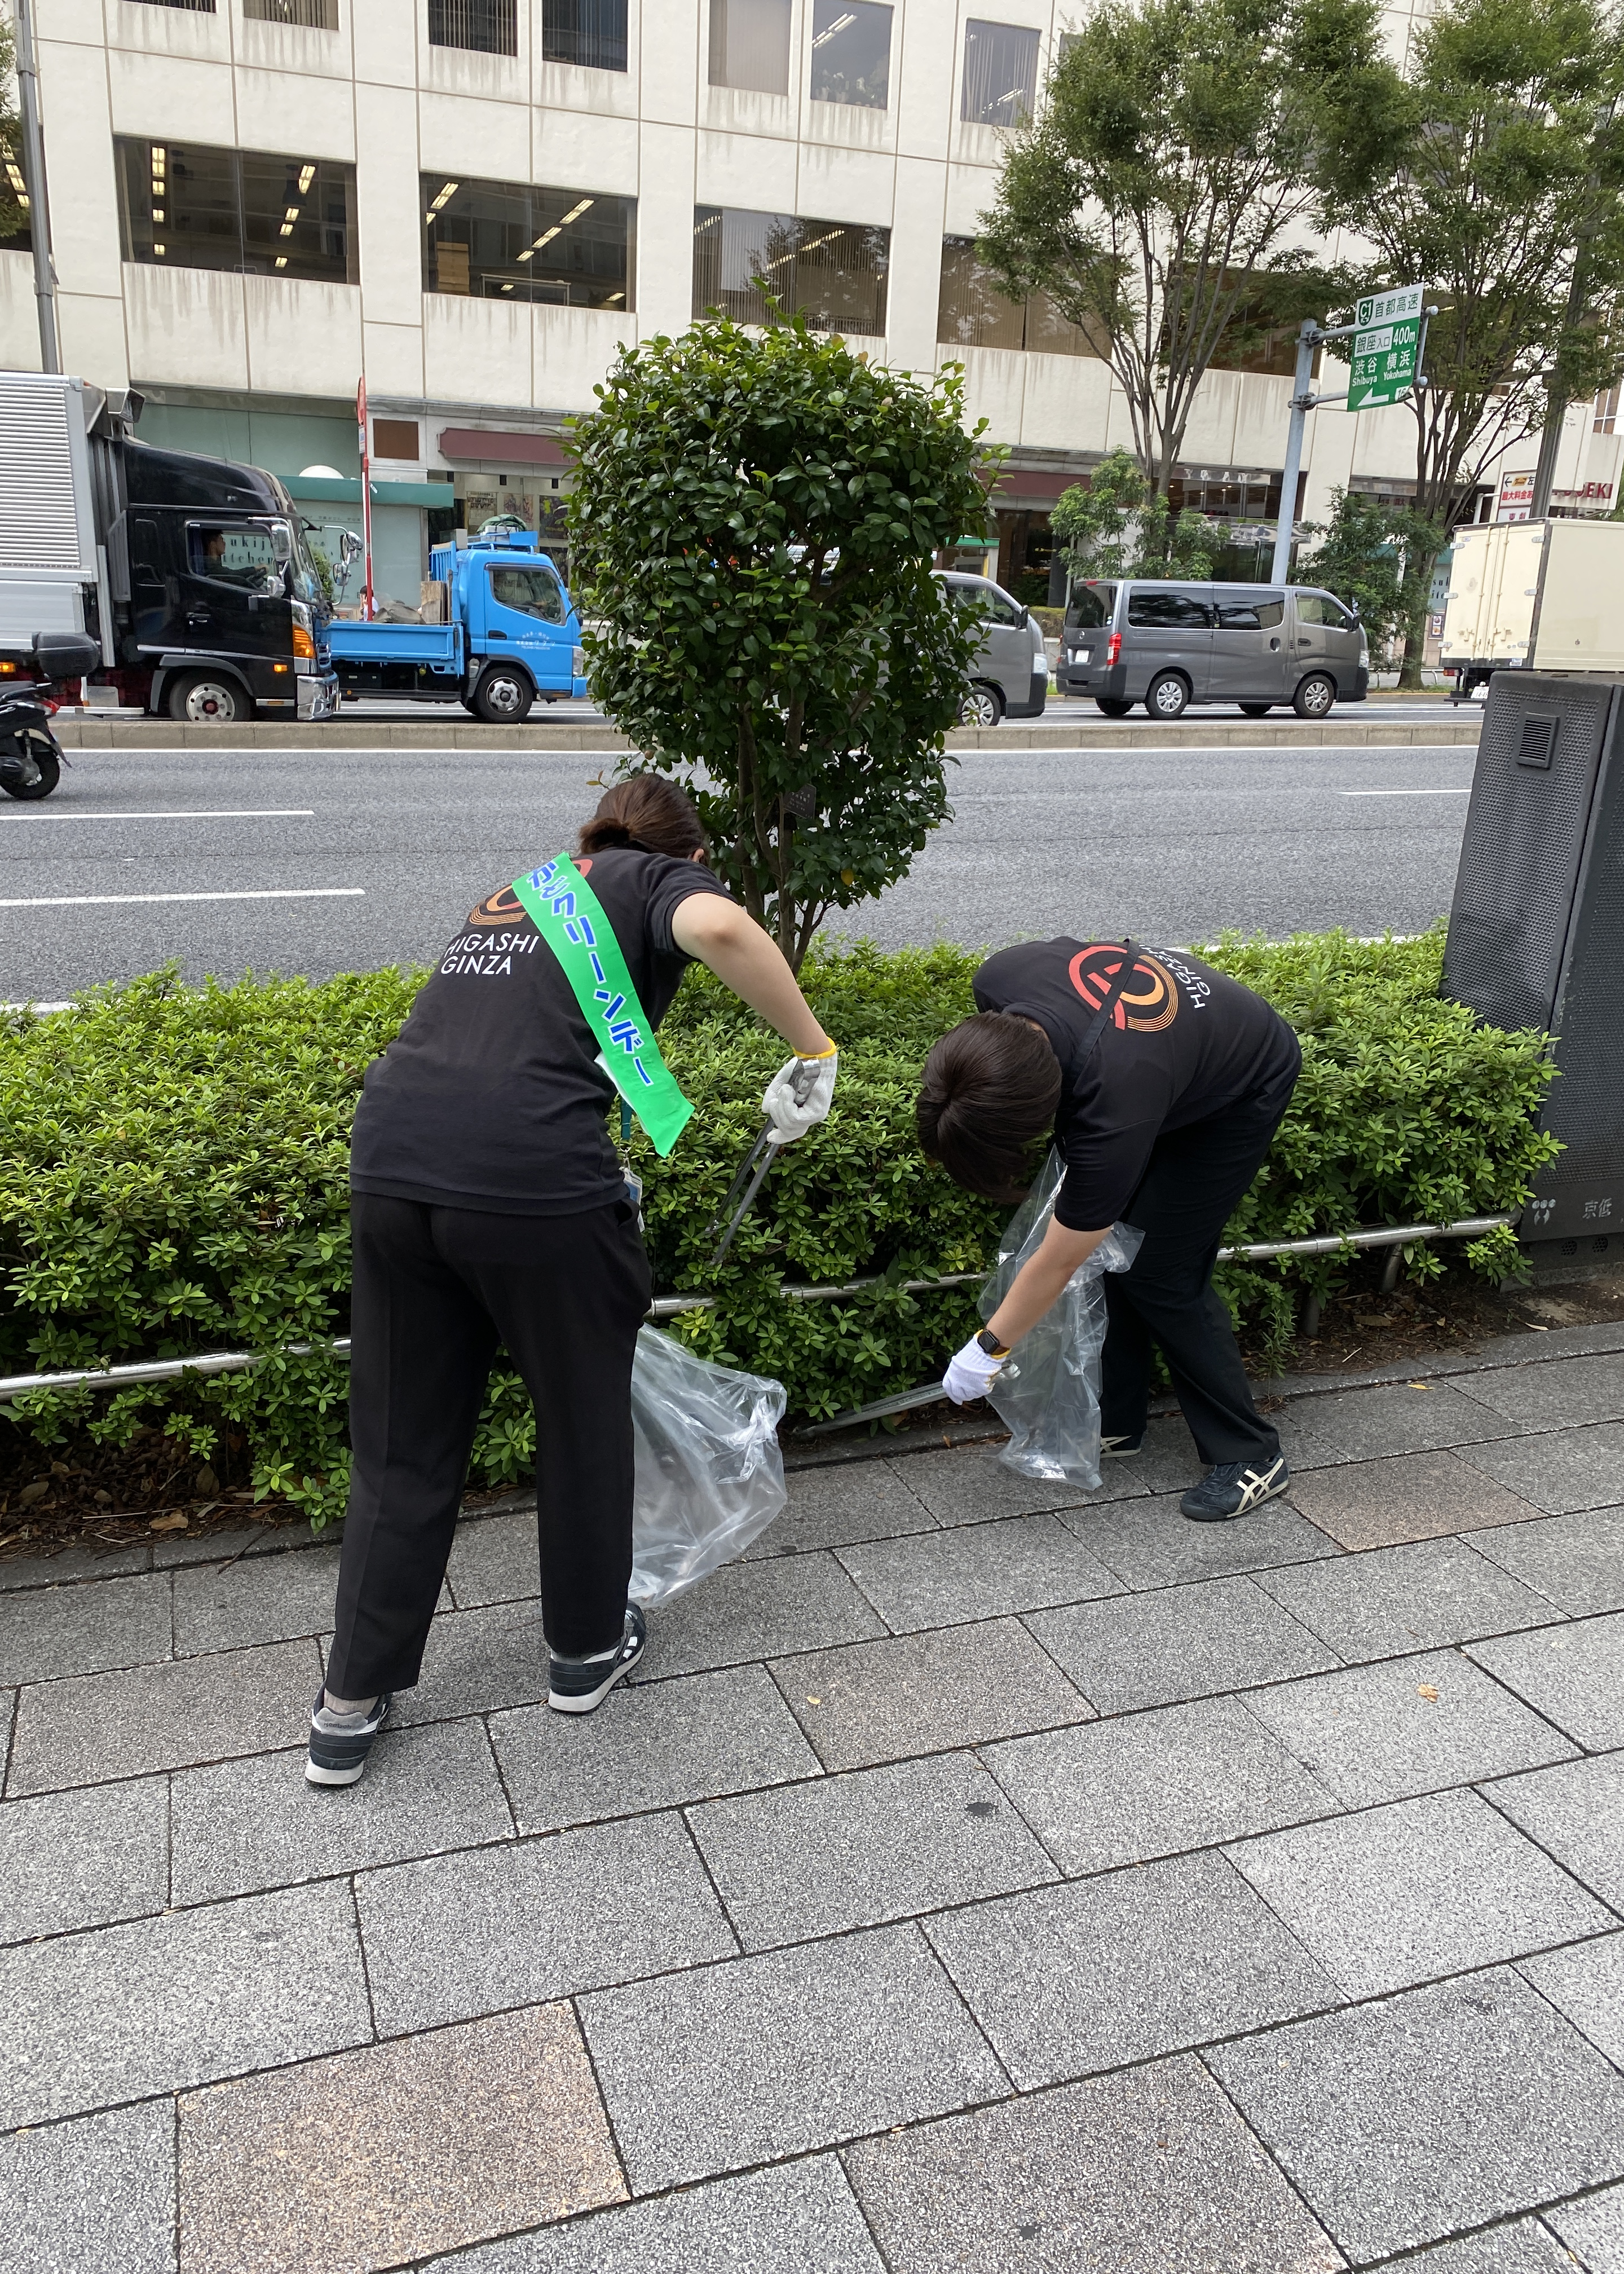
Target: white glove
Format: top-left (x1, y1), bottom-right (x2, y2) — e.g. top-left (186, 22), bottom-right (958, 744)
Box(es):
top-left (943, 1332), bottom-right (1009, 1406)
top-left (762, 1047), bottom-right (837, 1143)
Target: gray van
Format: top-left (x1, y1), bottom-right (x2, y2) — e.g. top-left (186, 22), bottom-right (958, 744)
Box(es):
top-left (1057, 581), bottom-right (1369, 719)
top-left (935, 571), bottom-right (1048, 726)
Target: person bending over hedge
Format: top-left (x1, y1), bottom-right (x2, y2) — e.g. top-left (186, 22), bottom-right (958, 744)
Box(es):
top-left (306, 775), bottom-right (836, 1788)
top-left (919, 937), bottom-right (1300, 1522)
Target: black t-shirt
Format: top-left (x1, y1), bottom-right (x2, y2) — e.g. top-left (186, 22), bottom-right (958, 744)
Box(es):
top-left (973, 938), bottom-right (1300, 1230)
top-left (351, 847), bottom-right (731, 1215)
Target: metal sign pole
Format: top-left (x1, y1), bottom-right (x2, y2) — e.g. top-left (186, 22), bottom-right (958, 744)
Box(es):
top-left (356, 376), bottom-right (374, 621)
top-left (1270, 321), bottom-right (1321, 587)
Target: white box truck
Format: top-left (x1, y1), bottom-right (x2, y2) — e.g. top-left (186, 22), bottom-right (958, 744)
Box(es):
top-left (1442, 518), bottom-right (1624, 697)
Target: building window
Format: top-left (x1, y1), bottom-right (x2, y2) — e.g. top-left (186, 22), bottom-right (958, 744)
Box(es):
top-left (694, 206), bottom-right (889, 334)
top-left (115, 138), bottom-right (357, 284)
top-left (422, 175), bottom-right (635, 308)
top-left (429, 0), bottom-right (517, 54)
top-left (810, 0), bottom-right (891, 107)
top-left (128, 0), bottom-right (215, 11)
top-left (961, 20), bottom-right (1039, 126)
top-left (1597, 385), bottom-right (1620, 435)
top-left (709, 0), bottom-right (791, 94)
top-left (936, 237), bottom-right (1101, 356)
top-left (542, 0), bottom-right (626, 67)
top-left (3, 158), bottom-right (32, 252)
top-left (244, 0), bottom-right (338, 24)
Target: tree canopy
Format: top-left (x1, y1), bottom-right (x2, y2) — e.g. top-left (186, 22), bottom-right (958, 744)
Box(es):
top-left (1049, 448), bottom-right (1217, 584)
top-left (566, 312), bottom-right (992, 971)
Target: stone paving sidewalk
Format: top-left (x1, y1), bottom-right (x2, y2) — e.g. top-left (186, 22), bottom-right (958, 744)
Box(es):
top-left (2, 1327), bottom-right (1622, 2273)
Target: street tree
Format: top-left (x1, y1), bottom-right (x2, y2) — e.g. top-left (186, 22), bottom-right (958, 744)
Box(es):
top-left (566, 311), bottom-right (992, 971)
top-left (1049, 448), bottom-right (1218, 585)
top-left (1296, 488), bottom-right (1439, 660)
top-left (977, 0), bottom-right (1391, 511)
top-left (1323, 0), bottom-right (1624, 679)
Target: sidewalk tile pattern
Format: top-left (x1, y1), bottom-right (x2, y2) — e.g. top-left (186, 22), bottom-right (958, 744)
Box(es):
top-left (0, 1340), bottom-right (1620, 2272)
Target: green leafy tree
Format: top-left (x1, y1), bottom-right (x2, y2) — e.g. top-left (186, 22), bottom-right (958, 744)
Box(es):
top-left (1296, 488), bottom-right (1438, 660)
top-left (566, 311), bottom-right (993, 971)
top-left (976, 0), bottom-right (1388, 508)
top-left (1322, 0), bottom-right (1624, 681)
top-left (1050, 447), bottom-right (1219, 585)
top-left (0, 14), bottom-right (28, 244)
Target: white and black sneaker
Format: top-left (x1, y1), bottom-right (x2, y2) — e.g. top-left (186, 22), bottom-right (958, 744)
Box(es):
top-left (1180, 1456), bottom-right (1290, 1523)
top-left (549, 1604), bottom-right (647, 1715)
top-left (305, 1689), bottom-right (392, 1786)
top-left (1101, 1433), bottom-right (1144, 1459)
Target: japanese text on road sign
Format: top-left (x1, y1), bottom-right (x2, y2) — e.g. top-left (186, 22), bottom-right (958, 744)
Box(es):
top-left (1348, 284), bottom-right (1424, 412)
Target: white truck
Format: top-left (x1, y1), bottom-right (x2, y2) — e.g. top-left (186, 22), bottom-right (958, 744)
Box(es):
top-left (1441, 518), bottom-right (1624, 698)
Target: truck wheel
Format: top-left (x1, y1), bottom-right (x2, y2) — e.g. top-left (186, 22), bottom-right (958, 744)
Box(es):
top-left (168, 672), bottom-right (251, 724)
top-left (1293, 672), bottom-right (1336, 719)
top-left (0, 737), bottom-right (61, 800)
top-left (1095, 697), bottom-right (1133, 718)
top-left (472, 664), bottom-right (534, 724)
top-left (959, 684), bottom-right (1004, 728)
top-left (1145, 672), bottom-right (1190, 720)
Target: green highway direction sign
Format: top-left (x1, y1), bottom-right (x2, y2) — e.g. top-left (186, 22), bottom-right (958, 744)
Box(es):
top-left (1348, 284), bottom-right (1425, 411)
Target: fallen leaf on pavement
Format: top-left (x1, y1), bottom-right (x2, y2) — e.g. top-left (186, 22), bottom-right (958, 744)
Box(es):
top-left (1416, 1684), bottom-right (1440, 1701)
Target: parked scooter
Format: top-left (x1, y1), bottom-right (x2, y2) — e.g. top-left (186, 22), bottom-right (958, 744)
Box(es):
top-left (0, 633), bottom-right (100, 802)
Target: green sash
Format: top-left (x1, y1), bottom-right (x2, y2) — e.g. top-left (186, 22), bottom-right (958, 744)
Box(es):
top-left (511, 853), bottom-right (694, 1157)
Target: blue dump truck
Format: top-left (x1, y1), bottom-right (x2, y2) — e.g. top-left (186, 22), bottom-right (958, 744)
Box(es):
top-left (325, 532), bottom-right (587, 721)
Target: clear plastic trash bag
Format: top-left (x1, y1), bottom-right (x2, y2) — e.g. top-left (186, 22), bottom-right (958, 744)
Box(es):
top-left (629, 1326), bottom-right (788, 1604)
top-left (978, 1148), bottom-right (1144, 1489)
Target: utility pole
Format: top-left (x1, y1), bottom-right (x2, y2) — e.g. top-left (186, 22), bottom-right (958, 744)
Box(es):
top-left (12, 0), bottom-right (60, 373)
top-left (1270, 323), bottom-right (1323, 588)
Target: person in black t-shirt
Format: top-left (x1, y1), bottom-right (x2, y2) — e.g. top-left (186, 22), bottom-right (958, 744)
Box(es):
top-left (917, 938), bottom-right (1301, 1522)
top-left (308, 777), bottom-right (838, 1788)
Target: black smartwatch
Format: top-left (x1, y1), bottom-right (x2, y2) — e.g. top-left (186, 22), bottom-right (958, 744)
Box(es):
top-left (976, 1328), bottom-right (1011, 1359)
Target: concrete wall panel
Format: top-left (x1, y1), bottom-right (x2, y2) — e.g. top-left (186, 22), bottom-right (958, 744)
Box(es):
top-left (245, 276), bottom-right (364, 395)
top-left (634, 122), bottom-right (698, 336)
top-left (124, 262), bottom-right (248, 389)
top-left (422, 287), bottom-right (532, 404)
top-left (354, 81), bottom-right (422, 322)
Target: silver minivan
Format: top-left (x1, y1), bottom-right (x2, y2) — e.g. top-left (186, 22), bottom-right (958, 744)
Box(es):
top-left (1056, 580), bottom-right (1369, 719)
top-left (935, 572), bottom-right (1048, 726)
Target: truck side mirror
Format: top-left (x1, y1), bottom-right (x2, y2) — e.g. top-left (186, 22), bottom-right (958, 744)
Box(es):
top-left (339, 530), bottom-right (361, 572)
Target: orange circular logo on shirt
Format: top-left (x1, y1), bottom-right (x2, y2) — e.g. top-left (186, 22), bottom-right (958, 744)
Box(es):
top-left (467, 886), bottom-right (526, 928)
top-left (1068, 944), bottom-right (1179, 1032)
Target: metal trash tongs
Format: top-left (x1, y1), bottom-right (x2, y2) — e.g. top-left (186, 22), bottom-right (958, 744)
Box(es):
top-left (708, 1059), bottom-right (823, 1267)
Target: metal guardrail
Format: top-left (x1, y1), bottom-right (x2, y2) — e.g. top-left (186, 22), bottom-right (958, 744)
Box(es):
top-left (0, 1216), bottom-right (1513, 1402)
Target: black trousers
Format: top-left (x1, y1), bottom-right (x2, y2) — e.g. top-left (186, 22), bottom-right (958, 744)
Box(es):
top-left (1100, 1057), bottom-right (1300, 1468)
top-left (326, 1193), bottom-right (651, 1699)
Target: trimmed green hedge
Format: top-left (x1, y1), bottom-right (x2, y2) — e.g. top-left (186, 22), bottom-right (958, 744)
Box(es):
top-left (0, 931), bottom-right (1556, 1527)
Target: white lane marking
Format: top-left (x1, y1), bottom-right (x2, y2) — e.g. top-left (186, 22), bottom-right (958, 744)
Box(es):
top-left (1339, 787), bottom-right (1471, 797)
top-left (0, 888), bottom-right (365, 909)
top-left (16, 809), bottom-right (317, 822)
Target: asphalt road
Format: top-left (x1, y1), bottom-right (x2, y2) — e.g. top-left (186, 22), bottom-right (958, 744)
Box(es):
top-left (0, 738), bottom-right (1477, 999)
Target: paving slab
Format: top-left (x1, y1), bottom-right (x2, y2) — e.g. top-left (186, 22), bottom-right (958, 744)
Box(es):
top-left (983, 1696), bottom-right (1342, 1875)
top-left (645, 1553), bottom-right (886, 1680)
top-left (771, 1617), bottom-right (1090, 1773)
top-left (1092, 1411), bottom-right (1211, 1498)
top-left (0, 2101), bottom-right (176, 2274)
top-left (1484, 1753), bottom-right (1624, 1910)
top-left (579, 1924), bottom-right (1008, 2191)
top-left (358, 1811), bottom-right (736, 2034)
top-left (1546, 2180), bottom-right (1624, 2272)
top-left (0, 1878), bottom-right (371, 2127)
top-left (171, 1546), bottom-right (343, 1655)
top-left (1242, 1650), bottom-right (1578, 1808)
top-left (1063, 1492), bottom-right (1341, 1588)
top-left (387, 1600), bottom-right (551, 1726)
top-left (743, 1461), bottom-right (937, 1560)
top-left (153, 1521), bottom-right (314, 1568)
top-left (1521, 1935), bottom-right (1624, 2069)
top-left (688, 1751), bottom-right (1058, 1949)
top-left (171, 1715), bottom-right (513, 1903)
top-left (1227, 1790), bottom-right (1614, 1999)
top-left (178, 2003), bottom-right (624, 2274)
top-left (0, 1541), bottom-right (152, 1591)
top-left (891, 1444), bottom-right (1100, 1526)
top-left (423, 2156), bottom-right (886, 2273)
top-left (489, 1663), bottom-right (822, 1834)
top-left (835, 1511), bottom-right (1123, 1633)
top-left (1285, 1451), bottom-right (1538, 1552)
top-left (0, 1571), bottom-right (172, 1686)
top-left (1296, 1380), bottom-right (1509, 1460)
top-left (0, 1774), bottom-right (169, 1942)
top-left (842, 2056), bottom-right (1343, 2273)
top-left (445, 1509), bottom-right (540, 1609)
top-left (6, 1637), bottom-right (321, 1795)
top-left (1455, 1427), bottom-right (1624, 1518)
top-left (1208, 1966), bottom-right (1624, 2263)
top-left (1025, 1572), bottom-right (1339, 1713)
top-left (1468, 1617), bottom-right (1624, 1751)
top-left (1255, 1537), bottom-right (1560, 1663)
top-left (924, 1849), bottom-right (1336, 2088)
top-left (1454, 1352), bottom-right (1624, 1432)
top-left (1469, 1508), bottom-right (1624, 1615)
top-left (1399, 2223), bottom-right (1586, 2272)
